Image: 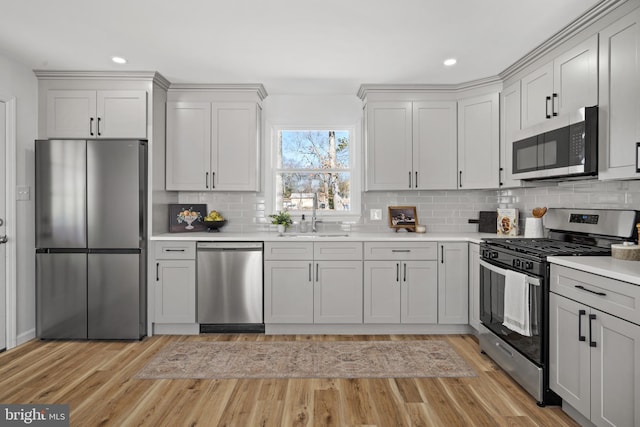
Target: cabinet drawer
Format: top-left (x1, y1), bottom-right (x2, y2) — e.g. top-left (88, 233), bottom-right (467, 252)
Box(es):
top-left (551, 265), bottom-right (640, 325)
top-left (364, 242), bottom-right (437, 260)
top-left (154, 241), bottom-right (196, 260)
top-left (314, 242), bottom-right (363, 260)
top-left (265, 242), bottom-right (313, 260)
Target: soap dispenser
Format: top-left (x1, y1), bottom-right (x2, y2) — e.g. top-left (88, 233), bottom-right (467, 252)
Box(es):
top-left (299, 214), bottom-right (308, 233)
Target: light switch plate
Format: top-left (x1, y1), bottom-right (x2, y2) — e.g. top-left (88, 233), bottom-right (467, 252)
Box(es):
top-left (16, 185), bottom-right (30, 201)
top-left (370, 208), bottom-right (382, 221)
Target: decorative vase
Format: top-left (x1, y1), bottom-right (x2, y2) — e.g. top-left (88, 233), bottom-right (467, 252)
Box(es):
top-left (277, 224), bottom-right (285, 234)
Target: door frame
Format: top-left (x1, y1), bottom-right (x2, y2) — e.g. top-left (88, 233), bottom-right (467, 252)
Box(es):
top-left (0, 95), bottom-right (17, 349)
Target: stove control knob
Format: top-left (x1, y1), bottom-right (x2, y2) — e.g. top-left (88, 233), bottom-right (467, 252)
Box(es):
top-left (491, 251), bottom-right (499, 259)
top-left (525, 261), bottom-right (533, 270)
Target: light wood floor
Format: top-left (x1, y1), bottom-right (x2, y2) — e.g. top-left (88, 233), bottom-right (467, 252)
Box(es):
top-left (0, 334), bottom-right (578, 427)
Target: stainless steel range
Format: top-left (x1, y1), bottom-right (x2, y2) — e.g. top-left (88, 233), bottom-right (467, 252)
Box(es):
top-left (479, 208), bottom-right (639, 406)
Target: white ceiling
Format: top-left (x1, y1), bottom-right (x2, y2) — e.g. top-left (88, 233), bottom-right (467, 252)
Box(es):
top-left (0, 0), bottom-right (601, 94)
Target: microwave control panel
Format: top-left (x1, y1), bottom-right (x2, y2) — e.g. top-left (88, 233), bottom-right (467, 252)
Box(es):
top-left (568, 121), bottom-right (586, 165)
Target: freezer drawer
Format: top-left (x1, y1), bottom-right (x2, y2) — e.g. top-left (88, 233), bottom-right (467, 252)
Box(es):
top-left (36, 252), bottom-right (87, 339)
top-left (88, 252), bottom-right (144, 339)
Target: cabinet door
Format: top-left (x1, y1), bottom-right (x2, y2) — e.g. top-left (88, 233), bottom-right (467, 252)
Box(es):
top-left (211, 102), bottom-right (259, 191)
top-left (598, 9), bottom-right (640, 180)
top-left (314, 261), bottom-right (363, 324)
top-left (590, 309), bottom-right (640, 427)
top-left (438, 242), bottom-right (469, 324)
top-left (412, 101), bottom-right (457, 189)
top-left (154, 260), bottom-right (196, 324)
top-left (548, 293), bottom-right (591, 417)
top-left (521, 61), bottom-right (554, 128)
top-left (457, 93), bottom-right (500, 189)
top-left (264, 261), bottom-right (313, 323)
top-left (402, 260), bottom-right (438, 324)
top-left (165, 102), bottom-right (211, 191)
top-left (46, 90), bottom-right (97, 138)
top-left (500, 81), bottom-right (522, 188)
top-left (553, 34), bottom-right (598, 116)
top-left (364, 261), bottom-right (401, 323)
top-left (96, 90), bottom-right (147, 139)
top-left (468, 243), bottom-right (481, 331)
top-left (365, 102), bottom-right (413, 190)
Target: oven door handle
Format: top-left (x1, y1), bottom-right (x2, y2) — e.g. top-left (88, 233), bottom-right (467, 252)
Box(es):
top-left (479, 259), bottom-right (541, 287)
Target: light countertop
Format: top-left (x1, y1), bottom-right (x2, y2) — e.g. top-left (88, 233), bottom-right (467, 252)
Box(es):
top-left (548, 256), bottom-right (640, 286)
top-left (151, 231), bottom-right (500, 244)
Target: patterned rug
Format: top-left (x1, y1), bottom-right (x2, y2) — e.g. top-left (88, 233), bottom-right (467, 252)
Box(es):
top-left (135, 340), bottom-right (476, 379)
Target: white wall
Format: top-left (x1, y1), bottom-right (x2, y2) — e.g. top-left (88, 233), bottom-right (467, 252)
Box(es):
top-left (0, 53), bottom-right (38, 343)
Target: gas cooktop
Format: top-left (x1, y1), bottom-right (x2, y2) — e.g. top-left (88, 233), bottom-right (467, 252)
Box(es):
top-left (482, 238), bottom-right (611, 257)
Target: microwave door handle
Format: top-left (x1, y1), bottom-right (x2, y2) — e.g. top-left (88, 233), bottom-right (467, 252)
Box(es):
top-left (479, 259), bottom-right (541, 287)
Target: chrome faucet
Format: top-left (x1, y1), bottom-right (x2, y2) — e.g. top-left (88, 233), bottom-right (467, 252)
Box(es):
top-left (312, 193), bottom-right (319, 232)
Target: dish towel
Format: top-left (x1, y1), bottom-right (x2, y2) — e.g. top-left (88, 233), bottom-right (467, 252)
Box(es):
top-left (503, 269), bottom-right (531, 336)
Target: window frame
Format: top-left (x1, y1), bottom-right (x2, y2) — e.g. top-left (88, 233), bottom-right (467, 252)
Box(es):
top-left (266, 123), bottom-right (361, 221)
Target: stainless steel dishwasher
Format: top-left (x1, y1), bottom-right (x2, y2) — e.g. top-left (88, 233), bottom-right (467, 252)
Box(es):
top-left (197, 242), bottom-right (264, 333)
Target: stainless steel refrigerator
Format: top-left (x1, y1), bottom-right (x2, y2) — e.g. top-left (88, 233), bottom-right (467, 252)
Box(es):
top-left (35, 139), bottom-right (147, 340)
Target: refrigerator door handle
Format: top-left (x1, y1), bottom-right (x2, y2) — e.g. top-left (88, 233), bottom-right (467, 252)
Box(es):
top-left (0, 235), bottom-right (7, 244)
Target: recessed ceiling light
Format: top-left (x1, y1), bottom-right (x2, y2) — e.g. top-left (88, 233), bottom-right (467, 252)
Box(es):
top-left (444, 58), bottom-right (457, 66)
top-left (111, 56), bottom-right (127, 64)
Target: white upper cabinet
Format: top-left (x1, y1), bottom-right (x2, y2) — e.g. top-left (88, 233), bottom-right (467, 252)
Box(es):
top-left (598, 9), bottom-right (640, 180)
top-left (165, 101), bottom-right (260, 191)
top-left (521, 34), bottom-right (598, 129)
top-left (457, 92), bottom-right (500, 189)
top-left (365, 102), bottom-right (413, 190)
top-left (365, 100), bottom-right (457, 191)
top-left (413, 102), bottom-right (458, 189)
top-left (499, 81), bottom-right (522, 188)
top-left (46, 89), bottom-right (147, 139)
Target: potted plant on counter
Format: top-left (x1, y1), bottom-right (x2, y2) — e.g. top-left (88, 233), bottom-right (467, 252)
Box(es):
top-left (269, 211), bottom-right (293, 234)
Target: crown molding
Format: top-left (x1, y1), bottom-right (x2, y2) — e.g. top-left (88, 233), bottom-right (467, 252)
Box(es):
top-left (499, 0), bottom-right (629, 81)
top-left (357, 76), bottom-right (502, 100)
top-left (33, 69), bottom-right (167, 81)
top-left (168, 83), bottom-right (268, 100)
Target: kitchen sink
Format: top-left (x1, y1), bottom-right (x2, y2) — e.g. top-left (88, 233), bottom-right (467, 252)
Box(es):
top-left (278, 233), bottom-right (350, 238)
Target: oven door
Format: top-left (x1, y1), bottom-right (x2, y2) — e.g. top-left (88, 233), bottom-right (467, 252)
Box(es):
top-left (479, 259), bottom-right (543, 365)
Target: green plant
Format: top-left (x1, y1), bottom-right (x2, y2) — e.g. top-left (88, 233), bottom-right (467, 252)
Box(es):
top-left (268, 211), bottom-right (293, 228)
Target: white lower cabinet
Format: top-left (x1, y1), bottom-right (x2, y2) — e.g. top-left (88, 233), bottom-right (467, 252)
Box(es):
top-left (264, 241), bottom-right (363, 324)
top-left (550, 265), bottom-right (640, 427)
top-left (153, 242), bottom-right (196, 324)
top-left (468, 242), bottom-right (480, 331)
top-left (364, 260), bottom-right (437, 324)
top-left (438, 242), bottom-right (469, 324)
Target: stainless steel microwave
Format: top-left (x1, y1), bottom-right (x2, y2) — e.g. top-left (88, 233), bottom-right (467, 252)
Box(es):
top-left (512, 106), bottom-right (598, 180)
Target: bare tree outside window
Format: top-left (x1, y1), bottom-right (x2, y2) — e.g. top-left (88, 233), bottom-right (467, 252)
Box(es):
top-left (276, 130), bottom-right (351, 212)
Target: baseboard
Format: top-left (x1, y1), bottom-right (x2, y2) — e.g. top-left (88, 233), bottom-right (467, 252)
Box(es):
top-left (265, 323), bottom-right (472, 335)
top-left (153, 323), bottom-right (199, 335)
top-left (17, 328), bottom-right (36, 346)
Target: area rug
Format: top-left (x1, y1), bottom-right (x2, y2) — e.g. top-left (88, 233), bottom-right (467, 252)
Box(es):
top-left (135, 340), bottom-right (476, 379)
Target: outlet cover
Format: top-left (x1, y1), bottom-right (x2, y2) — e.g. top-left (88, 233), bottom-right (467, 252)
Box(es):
top-left (16, 185), bottom-right (30, 201)
top-left (370, 208), bottom-right (382, 221)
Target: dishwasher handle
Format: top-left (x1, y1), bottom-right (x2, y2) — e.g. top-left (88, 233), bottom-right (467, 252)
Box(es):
top-left (197, 242), bottom-right (263, 251)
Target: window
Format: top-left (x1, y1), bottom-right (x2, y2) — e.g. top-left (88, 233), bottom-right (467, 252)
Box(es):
top-left (271, 127), bottom-right (359, 217)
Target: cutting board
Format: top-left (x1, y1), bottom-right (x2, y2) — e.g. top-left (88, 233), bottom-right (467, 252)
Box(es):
top-left (479, 211), bottom-right (498, 233)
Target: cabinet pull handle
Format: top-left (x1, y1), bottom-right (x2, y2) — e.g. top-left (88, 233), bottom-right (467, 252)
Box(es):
top-left (574, 285), bottom-right (607, 296)
top-left (212, 172), bottom-right (215, 189)
top-left (205, 172), bottom-right (209, 189)
top-left (552, 93), bottom-right (558, 116)
top-left (545, 96), bottom-right (551, 119)
top-left (396, 263), bottom-right (399, 282)
top-left (164, 248), bottom-right (185, 252)
top-left (589, 313), bottom-right (597, 347)
top-left (578, 309), bottom-right (586, 341)
top-left (89, 117), bottom-right (94, 136)
top-left (97, 117), bottom-right (102, 136)
top-left (415, 171), bottom-right (418, 188)
top-left (309, 263), bottom-right (312, 282)
top-left (403, 263), bottom-right (407, 282)
top-left (156, 262), bottom-right (160, 281)
top-left (459, 171), bottom-right (462, 188)
top-left (391, 249), bottom-right (410, 253)
top-left (441, 245), bottom-right (444, 263)
top-left (408, 171), bottom-right (412, 188)
top-left (315, 263), bottom-right (319, 282)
